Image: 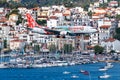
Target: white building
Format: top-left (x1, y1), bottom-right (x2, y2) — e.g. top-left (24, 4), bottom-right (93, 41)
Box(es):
top-left (101, 38), bottom-right (120, 52)
top-left (90, 33), bottom-right (99, 46)
top-left (99, 25), bottom-right (111, 43)
top-left (9, 40), bottom-right (25, 50)
top-left (94, 2), bottom-right (100, 8)
top-left (18, 7), bottom-right (27, 15)
top-left (47, 16), bottom-right (58, 28)
top-left (109, 1), bottom-right (118, 7)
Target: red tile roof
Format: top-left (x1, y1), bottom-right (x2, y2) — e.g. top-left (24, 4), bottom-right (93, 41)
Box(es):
top-left (105, 38), bottom-right (115, 42)
top-left (87, 45), bottom-right (94, 49)
top-left (10, 40), bottom-right (23, 42)
top-left (49, 16), bottom-right (58, 19)
top-left (100, 25), bottom-right (110, 29)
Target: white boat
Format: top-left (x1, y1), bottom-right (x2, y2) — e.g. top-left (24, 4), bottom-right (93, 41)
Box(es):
top-left (99, 73), bottom-right (110, 79)
top-left (0, 63), bottom-right (7, 68)
top-left (80, 69), bottom-right (85, 73)
top-left (99, 67), bottom-right (108, 71)
top-left (63, 71), bottom-right (70, 74)
top-left (105, 62), bottom-right (113, 69)
top-left (71, 75), bottom-right (79, 78)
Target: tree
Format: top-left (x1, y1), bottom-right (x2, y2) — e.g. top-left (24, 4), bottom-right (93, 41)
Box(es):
top-left (115, 14), bottom-right (120, 21)
top-left (94, 45), bottom-right (104, 54)
top-left (99, 3), bottom-right (108, 9)
top-left (4, 39), bottom-right (7, 48)
top-left (115, 28), bottom-right (120, 34)
top-left (63, 44), bottom-right (73, 53)
top-left (110, 50), bottom-right (115, 54)
top-left (87, 11), bottom-right (92, 17)
top-left (36, 20), bottom-right (47, 26)
top-left (83, 4), bottom-right (89, 11)
top-left (114, 34), bottom-right (120, 41)
top-left (16, 14), bottom-right (23, 25)
top-left (114, 28), bottom-right (120, 41)
top-left (34, 45), bottom-right (40, 52)
top-left (48, 44), bottom-right (57, 53)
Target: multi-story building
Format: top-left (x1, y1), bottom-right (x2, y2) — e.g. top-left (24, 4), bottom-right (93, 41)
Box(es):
top-left (101, 38), bottom-right (120, 53)
top-left (0, 23), bottom-right (10, 49)
top-left (109, 1), bottom-right (118, 7)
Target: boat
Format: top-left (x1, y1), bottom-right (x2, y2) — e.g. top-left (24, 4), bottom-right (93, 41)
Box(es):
top-left (71, 75), bottom-right (79, 78)
top-left (99, 73), bottom-right (110, 79)
top-left (63, 71), bottom-right (70, 74)
top-left (0, 63), bottom-right (8, 68)
top-left (80, 69), bottom-right (85, 73)
top-left (105, 62), bottom-right (113, 69)
top-left (99, 67), bottom-right (108, 71)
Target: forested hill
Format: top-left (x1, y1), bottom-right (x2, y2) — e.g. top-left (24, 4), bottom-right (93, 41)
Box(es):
top-left (1, 0), bottom-right (120, 8)
top-left (0, 0), bottom-right (98, 8)
top-left (21, 0), bottom-right (99, 7)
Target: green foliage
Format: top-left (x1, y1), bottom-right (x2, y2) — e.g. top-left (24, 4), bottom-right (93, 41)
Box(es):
top-left (11, 9), bottom-right (19, 14)
top-left (0, 0), bottom-right (7, 7)
top-left (36, 20), bottom-right (47, 26)
top-left (115, 28), bottom-right (120, 34)
top-left (94, 45), bottom-right (104, 54)
top-left (99, 3), bottom-right (108, 9)
top-left (87, 11), bottom-right (92, 17)
top-left (63, 44), bottom-right (73, 53)
top-left (48, 44), bottom-right (57, 53)
top-left (1, 0), bottom-right (99, 8)
top-left (4, 39), bottom-right (7, 48)
top-left (83, 4), bottom-right (89, 11)
top-left (110, 50), bottom-right (115, 53)
top-left (115, 15), bottom-right (120, 20)
top-left (114, 28), bottom-right (120, 41)
top-left (16, 14), bottom-right (23, 25)
top-left (114, 34), bottom-right (120, 41)
top-left (34, 45), bottom-right (40, 52)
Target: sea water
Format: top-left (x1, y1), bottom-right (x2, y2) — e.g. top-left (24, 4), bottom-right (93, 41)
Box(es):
top-left (0, 62), bottom-right (120, 80)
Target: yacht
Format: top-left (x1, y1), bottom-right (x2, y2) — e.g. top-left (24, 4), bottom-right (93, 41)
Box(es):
top-left (99, 67), bottom-right (108, 71)
top-left (71, 75), bottom-right (79, 78)
top-left (63, 71), bottom-right (71, 74)
top-left (105, 62), bottom-right (113, 69)
top-left (80, 69), bottom-right (85, 73)
top-left (99, 73), bottom-right (110, 79)
top-left (0, 63), bottom-right (7, 68)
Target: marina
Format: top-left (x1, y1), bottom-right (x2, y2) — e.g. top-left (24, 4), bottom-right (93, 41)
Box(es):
top-left (1, 0), bottom-right (120, 80)
top-left (0, 62), bottom-right (120, 80)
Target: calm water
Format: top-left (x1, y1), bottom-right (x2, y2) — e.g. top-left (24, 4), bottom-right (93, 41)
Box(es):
top-left (0, 62), bottom-right (120, 80)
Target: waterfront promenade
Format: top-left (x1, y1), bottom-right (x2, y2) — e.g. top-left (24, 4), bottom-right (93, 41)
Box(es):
top-left (0, 51), bottom-right (120, 68)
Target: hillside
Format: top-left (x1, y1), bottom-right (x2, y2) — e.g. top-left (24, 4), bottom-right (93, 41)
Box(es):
top-left (1, 0), bottom-right (120, 8)
top-left (0, 0), bottom-right (99, 8)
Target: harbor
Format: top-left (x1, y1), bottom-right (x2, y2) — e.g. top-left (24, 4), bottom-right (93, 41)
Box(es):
top-left (0, 62), bottom-right (120, 80)
top-left (0, 51), bottom-right (120, 68)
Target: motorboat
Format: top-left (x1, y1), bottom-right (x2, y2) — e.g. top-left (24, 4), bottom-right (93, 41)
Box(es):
top-left (99, 67), bottom-right (108, 71)
top-left (0, 63), bottom-right (8, 68)
top-left (99, 73), bottom-right (110, 79)
top-left (71, 75), bottom-right (79, 78)
top-left (63, 71), bottom-right (70, 74)
top-left (80, 69), bottom-right (85, 73)
top-left (105, 62), bottom-right (113, 69)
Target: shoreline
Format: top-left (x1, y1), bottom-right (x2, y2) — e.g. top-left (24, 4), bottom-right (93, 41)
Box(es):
top-left (99, 60), bottom-right (120, 63)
